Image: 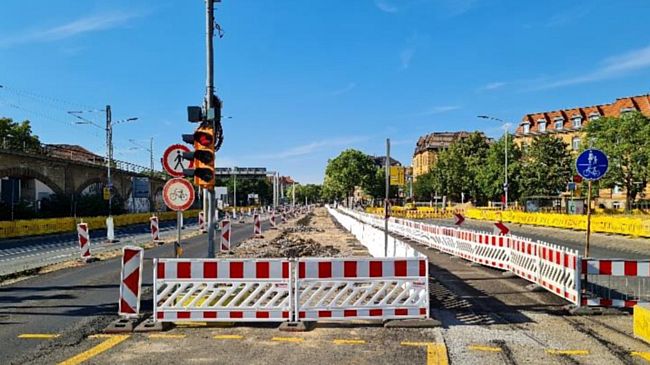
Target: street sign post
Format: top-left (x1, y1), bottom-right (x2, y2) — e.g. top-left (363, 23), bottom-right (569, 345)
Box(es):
top-left (576, 149), bottom-right (609, 257)
top-left (163, 178), bottom-right (195, 258)
top-left (162, 144), bottom-right (193, 177)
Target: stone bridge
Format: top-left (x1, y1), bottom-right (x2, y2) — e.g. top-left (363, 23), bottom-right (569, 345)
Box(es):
top-left (0, 148), bottom-right (167, 204)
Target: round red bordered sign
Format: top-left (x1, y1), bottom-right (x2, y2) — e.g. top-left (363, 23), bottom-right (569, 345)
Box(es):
top-left (163, 178), bottom-right (195, 211)
top-left (162, 144), bottom-right (193, 177)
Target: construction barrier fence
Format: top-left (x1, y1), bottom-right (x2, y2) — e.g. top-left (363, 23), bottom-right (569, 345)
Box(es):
top-left (344, 208), bottom-right (646, 309)
top-left (153, 257), bottom-right (429, 323)
top-left (0, 210), bottom-right (200, 240)
top-left (465, 208), bottom-right (650, 238)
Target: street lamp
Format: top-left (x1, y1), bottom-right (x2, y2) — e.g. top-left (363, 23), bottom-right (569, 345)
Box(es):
top-left (478, 115), bottom-right (512, 210)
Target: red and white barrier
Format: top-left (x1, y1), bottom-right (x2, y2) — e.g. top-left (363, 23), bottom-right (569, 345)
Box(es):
top-left (198, 212), bottom-right (206, 233)
top-left (154, 258), bottom-right (292, 322)
top-left (581, 259), bottom-right (650, 308)
top-left (270, 211), bottom-right (277, 229)
top-left (296, 257), bottom-right (429, 321)
top-left (76, 222), bottom-right (92, 260)
top-left (253, 214), bottom-right (262, 237)
top-left (220, 219), bottom-right (231, 252)
top-left (150, 216), bottom-right (161, 243)
top-left (119, 246), bottom-right (144, 317)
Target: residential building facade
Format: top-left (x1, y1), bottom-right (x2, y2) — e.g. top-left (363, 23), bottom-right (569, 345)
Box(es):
top-left (411, 131), bottom-right (475, 178)
top-left (514, 94), bottom-right (650, 208)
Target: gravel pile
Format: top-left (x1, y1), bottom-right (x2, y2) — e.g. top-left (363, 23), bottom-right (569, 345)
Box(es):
top-left (233, 231), bottom-right (340, 258)
top-left (282, 226), bottom-right (324, 234)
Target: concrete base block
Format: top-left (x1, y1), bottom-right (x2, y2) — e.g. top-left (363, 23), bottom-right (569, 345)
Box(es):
top-left (567, 305), bottom-right (627, 316)
top-left (501, 271), bottom-right (517, 278)
top-left (278, 321), bottom-right (315, 332)
top-left (254, 235), bottom-right (264, 239)
top-left (154, 240), bottom-right (165, 246)
top-left (467, 262), bottom-right (482, 267)
top-left (134, 317), bottom-right (170, 332)
top-left (384, 318), bottom-right (441, 328)
top-left (105, 239), bottom-right (120, 244)
top-left (104, 318), bottom-right (137, 333)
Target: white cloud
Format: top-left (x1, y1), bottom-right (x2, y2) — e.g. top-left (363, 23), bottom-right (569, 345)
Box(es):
top-left (252, 136), bottom-right (370, 160)
top-left (0, 10), bottom-right (143, 48)
top-left (330, 82), bottom-right (357, 96)
top-left (480, 81), bottom-right (506, 91)
top-left (375, 0), bottom-right (398, 13)
top-left (410, 105), bottom-right (460, 117)
top-left (533, 45), bottom-right (650, 90)
top-left (400, 47), bottom-right (415, 70)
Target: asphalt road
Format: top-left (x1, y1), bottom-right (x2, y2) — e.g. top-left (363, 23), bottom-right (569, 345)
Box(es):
top-left (423, 217), bottom-right (650, 260)
top-left (0, 220), bottom-right (270, 365)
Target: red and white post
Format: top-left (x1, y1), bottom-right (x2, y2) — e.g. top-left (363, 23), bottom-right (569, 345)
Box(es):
top-left (220, 219), bottom-right (231, 252)
top-left (270, 211), bottom-right (277, 229)
top-left (77, 222), bottom-right (92, 261)
top-left (150, 216), bottom-right (162, 244)
top-left (118, 246), bottom-right (143, 317)
top-left (253, 214), bottom-right (262, 237)
top-left (198, 211), bottom-right (206, 233)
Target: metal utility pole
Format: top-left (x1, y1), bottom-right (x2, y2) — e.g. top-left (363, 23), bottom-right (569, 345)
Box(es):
top-left (504, 127), bottom-right (509, 210)
top-left (384, 138), bottom-right (390, 256)
top-left (233, 168), bottom-right (237, 213)
top-left (106, 105), bottom-right (113, 216)
top-left (204, 0), bottom-right (217, 258)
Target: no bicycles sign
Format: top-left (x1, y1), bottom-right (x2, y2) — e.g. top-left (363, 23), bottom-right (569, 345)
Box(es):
top-left (163, 178), bottom-right (195, 211)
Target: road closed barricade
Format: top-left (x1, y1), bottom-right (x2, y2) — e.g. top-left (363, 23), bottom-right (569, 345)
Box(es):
top-left (154, 258), bottom-right (292, 322)
top-left (295, 257), bottom-right (429, 321)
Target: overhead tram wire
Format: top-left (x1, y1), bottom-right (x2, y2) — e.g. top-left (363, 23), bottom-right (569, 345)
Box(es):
top-left (0, 83), bottom-right (100, 112)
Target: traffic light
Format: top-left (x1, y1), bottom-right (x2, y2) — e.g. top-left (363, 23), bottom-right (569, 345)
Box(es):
top-left (182, 121), bottom-right (216, 190)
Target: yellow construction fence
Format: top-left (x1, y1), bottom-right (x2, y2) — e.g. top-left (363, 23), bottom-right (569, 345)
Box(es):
top-left (0, 210), bottom-right (200, 240)
top-left (465, 208), bottom-right (650, 238)
top-left (366, 206), bottom-right (455, 220)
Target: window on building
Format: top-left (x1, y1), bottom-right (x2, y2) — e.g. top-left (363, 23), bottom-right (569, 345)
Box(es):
top-left (538, 121), bottom-right (546, 132)
top-left (523, 123), bottom-right (530, 134)
top-left (572, 137), bottom-right (581, 151)
top-left (588, 112), bottom-right (600, 121)
top-left (621, 107), bottom-right (635, 114)
top-left (554, 118), bottom-right (564, 130)
top-left (572, 116), bottom-right (582, 128)
top-left (613, 185), bottom-right (622, 194)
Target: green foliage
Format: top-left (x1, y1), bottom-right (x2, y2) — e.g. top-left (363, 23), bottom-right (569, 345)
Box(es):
top-left (476, 133), bottom-right (522, 202)
top-left (286, 183), bottom-right (322, 204)
top-left (519, 135), bottom-right (572, 198)
top-left (0, 117), bottom-right (41, 150)
top-left (323, 149), bottom-right (377, 200)
top-left (414, 132), bottom-right (489, 203)
top-left (584, 112), bottom-right (650, 211)
top-left (216, 177), bottom-right (272, 206)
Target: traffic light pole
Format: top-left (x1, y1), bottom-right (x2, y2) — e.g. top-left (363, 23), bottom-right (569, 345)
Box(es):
top-left (205, 0), bottom-right (216, 258)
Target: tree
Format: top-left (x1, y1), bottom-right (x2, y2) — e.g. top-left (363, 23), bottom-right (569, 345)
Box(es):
top-left (286, 184), bottom-right (323, 204)
top-left (519, 135), bottom-right (572, 198)
top-left (323, 149), bottom-right (377, 202)
top-left (215, 177), bottom-right (272, 206)
top-left (0, 117), bottom-right (41, 150)
top-left (477, 133), bottom-right (522, 202)
top-left (585, 112), bottom-right (650, 211)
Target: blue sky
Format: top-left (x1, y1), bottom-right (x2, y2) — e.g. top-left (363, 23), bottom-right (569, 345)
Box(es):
top-left (1, 0), bottom-right (650, 184)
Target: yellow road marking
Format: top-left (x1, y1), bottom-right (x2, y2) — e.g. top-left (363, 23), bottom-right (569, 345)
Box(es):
top-left (546, 349), bottom-right (589, 356)
top-left (333, 339), bottom-right (366, 345)
top-left (401, 342), bottom-right (449, 365)
top-left (468, 345), bottom-right (502, 352)
top-left (58, 335), bottom-right (129, 365)
top-left (149, 334), bottom-right (186, 339)
top-left (174, 321), bottom-right (207, 327)
top-left (88, 334), bottom-right (116, 339)
top-left (632, 352), bottom-right (650, 361)
top-left (213, 335), bottom-right (244, 340)
top-left (271, 336), bottom-right (304, 343)
top-left (18, 334), bottom-right (60, 339)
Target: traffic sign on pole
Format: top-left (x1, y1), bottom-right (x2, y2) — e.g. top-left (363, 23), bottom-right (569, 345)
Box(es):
top-left (162, 144), bottom-right (193, 177)
top-left (163, 178), bottom-right (195, 211)
top-left (576, 149), bottom-right (609, 181)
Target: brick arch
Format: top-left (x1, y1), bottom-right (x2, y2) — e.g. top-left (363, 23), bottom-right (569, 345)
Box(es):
top-left (75, 177), bottom-right (123, 200)
top-left (0, 167), bottom-right (65, 196)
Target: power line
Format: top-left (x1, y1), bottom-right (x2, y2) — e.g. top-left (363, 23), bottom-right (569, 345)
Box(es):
top-left (0, 83), bottom-right (100, 111)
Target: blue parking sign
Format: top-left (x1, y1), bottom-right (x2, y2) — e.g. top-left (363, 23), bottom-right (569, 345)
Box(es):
top-left (576, 149), bottom-right (608, 181)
